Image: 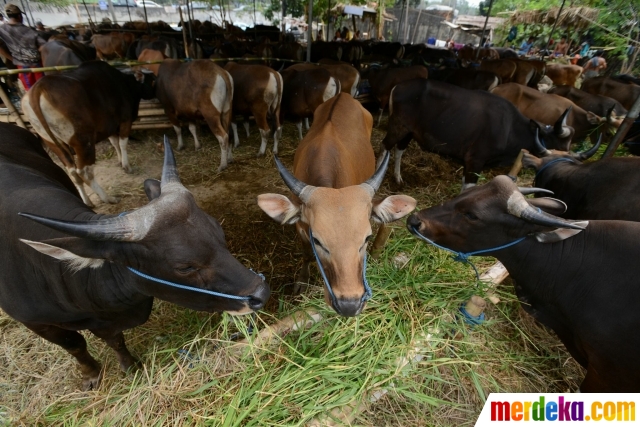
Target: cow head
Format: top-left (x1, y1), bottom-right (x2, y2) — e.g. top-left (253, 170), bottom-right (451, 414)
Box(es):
top-left (530, 107), bottom-right (574, 151)
top-left (19, 137), bottom-right (269, 315)
top-left (521, 133), bottom-right (603, 175)
top-left (257, 154), bottom-right (416, 317)
top-left (407, 175), bottom-right (587, 255)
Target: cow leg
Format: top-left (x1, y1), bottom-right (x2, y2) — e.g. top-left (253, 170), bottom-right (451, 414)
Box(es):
top-left (243, 120), bottom-right (250, 138)
top-left (231, 122), bottom-right (240, 148)
top-left (273, 126), bottom-right (282, 155)
top-left (371, 224), bottom-right (392, 259)
top-left (173, 125), bottom-right (185, 150)
top-left (77, 165), bottom-right (117, 204)
top-left (66, 166), bottom-right (94, 207)
top-left (188, 123), bottom-right (201, 150)
top-left (254, 107), bottom-right (270, 157)
top-left (461, 176), bottom-right (478, 192)
top-left (118, 136), bottom-right (132, 174)
top-left (376, 149), bottom-right (390, 169)
top-left (108, 135), bottom-right (123, 165)
top-left (304, 118), bottom-right (310, 130)
top-left (23, 323), bottom-right (102, 391)
top-left (296, 121), bottom-right (303, 141)
top-left (394, 147), bottom-right (406, 185)
top-left (90, 329), bottom-right (138, 373)
top-left (377, 108), bottom-right (384, 127)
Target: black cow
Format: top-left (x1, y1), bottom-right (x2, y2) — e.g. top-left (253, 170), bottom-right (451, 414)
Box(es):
top-left (0, 125), bottom-right (269, 390)
top-left (407, 175), bottom-right (640, 392)
top-left (520, 139), bottom-right (640, 221)
top-left (428, 67), bottom-right (500, 91)
top-left (381, 79), bottom-right (573, 187)
top-left (548, 85), bottom-right (628, 118)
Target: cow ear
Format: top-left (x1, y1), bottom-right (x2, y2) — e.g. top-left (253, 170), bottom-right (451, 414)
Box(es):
top-left (19, 238), bottom-right (125, 271)
top-left (257, 194), bottom-right (300, 225)
top-left (528, 197), bottom-right (567, 215)
top-left (586, 111), bottom-right (603, 124)
top-left (521, 152), bottom-right (542, 170)
top-left (534, 221), bottom-right (588, 243)
top-left (371, 195), bottom-right (417, 223)
top-left (144, 178), bottom-right (161, 201)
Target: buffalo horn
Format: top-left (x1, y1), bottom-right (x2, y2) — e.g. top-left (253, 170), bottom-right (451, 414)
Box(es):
top-left (554, 107), bottom-right (572, 138)
top-left (518, 187), bottom-right (554, 195)
top-left (361, 151), bottom-right (390, 195)
top-left (534, 128), bottom-right (551, 156)
top-left (573, 133), bottom-right (603, 160)
top-left (507, 192), bottom-right (585, 230)
top-left (18, 212), bottom-right (145, 241)
top-left (274, 155), bottom-right (315, 202)
top-left (161, 135), bottom-right (183, 190)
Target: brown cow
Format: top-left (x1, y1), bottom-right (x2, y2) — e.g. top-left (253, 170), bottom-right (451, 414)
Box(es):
top-left (91, 33), bottom-right (131, 60)
top-left (491, 83), bottom-right (618, 142)
top-left (258, 94), bottom-right (416, 316)
top-left (280, 67), bottom-right (340, 140)
top-left (21, 61), bottom-right (155, 206)
top-left (155, 59), bottom-right (234, 172)
top-left (479, 59), bottom-right (517, 83)
top-left (289, 61), bottom-right (361, 97)
top-left (224, 62), bottom-right (283, 156)
top-left (458, 45), bottom-right (499, 66)
top-left (545, 63), bottom-right (583, 87)
top-left (506, 58), bottom-right (537, 86)
top-left (582, 76), bottom-right (640, 110)
top-left (362, 64), bottom-right (428, 126)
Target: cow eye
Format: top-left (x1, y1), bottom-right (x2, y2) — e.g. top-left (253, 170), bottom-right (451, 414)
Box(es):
top-left (176, 266), bottom-right (197, 274)
top-left (312, 238), bottom-right (329, 254)
top-left (464, 212), bottom-right (478, 220)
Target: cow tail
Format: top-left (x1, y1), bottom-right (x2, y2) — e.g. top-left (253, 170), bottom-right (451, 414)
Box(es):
top-left (334, 77), bottom-right (341, 97)
top-left (29, 84), bottom-right (64, 151)
top-left (271, 70), bottom-right (283, 117)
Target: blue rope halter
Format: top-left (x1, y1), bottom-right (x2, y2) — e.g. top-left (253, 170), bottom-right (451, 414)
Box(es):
top-left (118, 212), bottom-right (258, 301)
top-left (409, 225), bottom-right (526, 279)
top-left (308, 228), bottom-right (373, 306)
top-left (534, 157), bottom-right (576, 183)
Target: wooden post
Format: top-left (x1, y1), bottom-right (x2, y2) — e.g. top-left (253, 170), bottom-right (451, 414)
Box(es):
top-left (142, 1), bottom-right (150, 35)
top-left (475, 0), bottom-right (493, 60)
top-left (601, 93), bottom-right (640, 158)
top-left (411, 8), bottom-right (422, 44)
top-left (507, 149), bottom-right (525, 181)
top-left (306, 0), bottom-right (313, 61)
top-left (543, 0), bottom-right (567, 59)
top-left (179, 7), bottom-right (190, 59)
top-left (0, 84), bottom-right (27, 129)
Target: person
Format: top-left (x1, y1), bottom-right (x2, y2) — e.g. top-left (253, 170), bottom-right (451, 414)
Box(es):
top-left (518, 36), bottom-right (534, 55)
top-left (583, 51), bottom-right (607, 78)
top-left (0, 4), bottom-right (46, 91)
top-left (553, 35), bottom-right (569, 56)
top-left (354, 30), bottom-right (361, 40)
top-left (333, 29), bottom-right (342, 41)
top-left (35, 20), bottom-right (44, 31)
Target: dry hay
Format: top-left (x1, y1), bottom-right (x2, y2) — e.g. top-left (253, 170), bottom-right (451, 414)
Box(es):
top-left (509, 6), bottom-right (599, 30)
top-left (0, 112), bottom-right (583, 426)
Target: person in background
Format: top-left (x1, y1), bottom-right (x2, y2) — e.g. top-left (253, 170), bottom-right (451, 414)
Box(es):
top-left (583, 50), bottom-right (607, 78)
top-left (35, 20), bottom-right (44, 31)
top-left (518, 36), bottom-right (534, 55)
top-left (354, 30), bottom-right (361, 40)
top-left (0, 4), bottom-right (46, 91)
top-left (333, 29), bottom-right (342, 41)
top-left (553, 35), bottom-right (569, 56)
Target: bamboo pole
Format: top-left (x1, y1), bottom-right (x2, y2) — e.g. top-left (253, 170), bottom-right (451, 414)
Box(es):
top-left (601, 93), bottom-right (640, 158)
top-left (475, 0), bottom-right (493, 60)
top-left (306, 0), bottom-right (313, 62)
top-left (543, 0), bottom-right (567, 59)
top-left (411, 8), bottom-right (422, 44)
top-left (0, 84), bottom-right (26, 129)
top-left (179, 6), bottom-right (190, 59)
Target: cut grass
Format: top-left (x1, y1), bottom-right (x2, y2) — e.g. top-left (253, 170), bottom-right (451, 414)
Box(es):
top-left (0, 114), bottom-right (596, 426)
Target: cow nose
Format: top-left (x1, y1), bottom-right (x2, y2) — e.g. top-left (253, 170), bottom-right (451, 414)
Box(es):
top-left (247, 281), bottom-right (270, 311)
top-left (333, 298), bottom-right (365, 317)
top-left (407, 213), bottom-right (422, 232)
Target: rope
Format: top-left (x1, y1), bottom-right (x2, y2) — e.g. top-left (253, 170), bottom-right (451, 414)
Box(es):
top-left (534, 157), bottom-right (575, 183)
top-left (410, 225), bottom-right (526, 280)
top-left (309, 228), bottom-right (372, 306)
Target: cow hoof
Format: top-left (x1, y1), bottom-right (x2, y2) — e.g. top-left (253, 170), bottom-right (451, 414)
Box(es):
top-left (107, 196), bottom-right (119, 204)
top-left (217, 165), bottom-right (227, 173)
top-left (81, 372), bottom-right (102, 391)
top-left (293, 282), bottom-right (308, 295)
top-left (256, 152), bottom-right (266, 158)
top-left (123, 166), bottom-right (133, 174)
top-left (177, 145), bottom-right (185, 151)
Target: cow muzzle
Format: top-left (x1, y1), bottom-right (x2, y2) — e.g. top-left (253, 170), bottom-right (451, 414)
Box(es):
top-left (332, 297), bottom-right (366, 317)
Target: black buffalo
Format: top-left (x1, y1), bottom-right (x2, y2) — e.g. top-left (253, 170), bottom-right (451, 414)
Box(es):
top-left (408, 175), bottom-right (640, 391)
top-left (0, 124), bottom-right (269, 390)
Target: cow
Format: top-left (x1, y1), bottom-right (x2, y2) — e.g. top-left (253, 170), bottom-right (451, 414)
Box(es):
top-left (548, 85), bottom-right (628, 117)
top-left (223, 62), bottom-right (283, 156)
top-left (360, 64), bottom-right (428, 127)
top-left (407, 174), bottom-right (640, 392)
top-left (154, 59), bottom-right (234, 172)
top-left (457, 45), bottom-right (499, 65)
top-left (381, 79), bottom-right (574, 187)
top-left (21, 61), bottom-right (155, 207)
top-left (280, 67), bottom-right (340, 140)
top-left (40, 39), bottom-right (96, 70)
top-left (289, 61), bottom-right (361, 96)
top-left (91, 33), bottom-right (131, 60)
top-left (491, 83), bottom-right (619, 143)
top-left (0, 125), bottom-right (269, 390)
top-left (581, 76), bottom-right (640, 110)
top-left (257, 94), bottom-right (416, 317)
top-left (429, 67), bottom-right (500, 91)
top-left (545, 63), bottom-right (583, 87)
top-left (479, 59), bottom-right (517, 83)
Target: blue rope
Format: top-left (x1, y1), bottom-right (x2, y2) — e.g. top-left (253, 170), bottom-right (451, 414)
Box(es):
top-left (410, 225), bottom-right (526, 280)
top-left (534, 158), bottom-right (575, 183)
top-left (309, 228), bottom-right (373, 305)
top-left (126, 266), bottom-right (252, 300)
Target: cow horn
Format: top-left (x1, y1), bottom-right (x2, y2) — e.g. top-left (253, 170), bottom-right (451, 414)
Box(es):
top-left (17, 212), bottom-right (145, 241)
top-left (273, 155), bottom-right (315, 202)
top-left (572, 133), bottom-right (603, 160)
top-left (554, 107), bottom-right (572, 138)
top-left (161, 135), bottom-right (183, 190)
top-left (518, 187), bottom-right (554, 195)
top-left (606, 105), bottom-right (615, 123)
top-left (506, 192), bottom-right (585, 230)
top-left (534, 128), bottom-right (551, 156)
top-left (361, 151), bottom-right (390, 195)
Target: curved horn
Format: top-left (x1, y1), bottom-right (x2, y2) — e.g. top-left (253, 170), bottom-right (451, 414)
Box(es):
top-left (606, 105), bottom-right (615, 123)
top-left (361, 151), bottom-right (390, 195)
top-left (554, 107), bottom-right (572, 138)
top-left (518, 187), bottom-right (554, 195)
top-left (506, 192), bottom-right (585, 230)
top-left (572, 133), bottom-right (603, 160)
top-left (273, 155), bottom-right (315, 202)
top-left (17, 212), bottom-right (146, 241)
top-left (534, 128), bottom-right (551, 156)
top-left (161, 135), bottom-right (183, 190)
